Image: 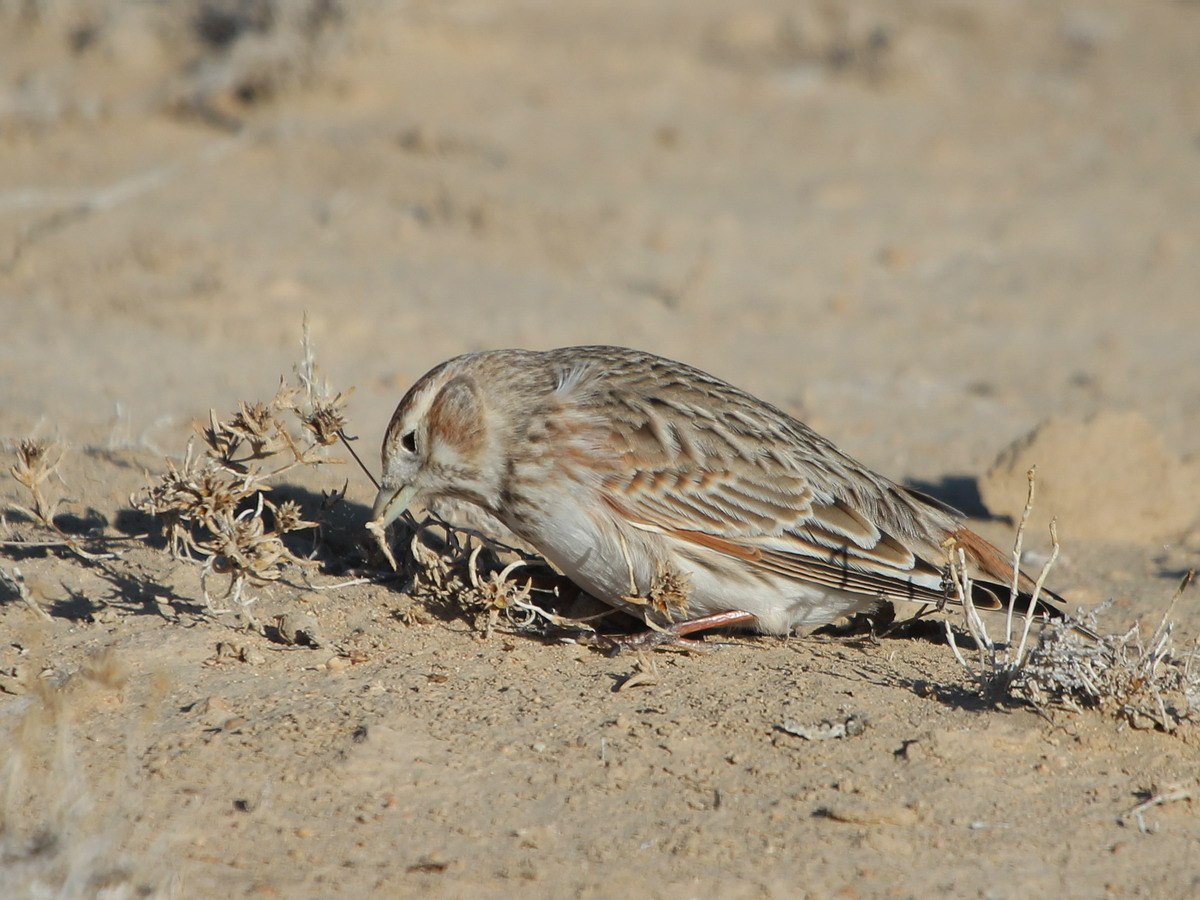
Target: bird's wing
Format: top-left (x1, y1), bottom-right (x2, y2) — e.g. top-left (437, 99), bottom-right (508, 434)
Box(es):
top-left (578, 388), bottom-right (957, 608)
top-left (600, 465), bottom-right (957, 607)
top-left (569, 382), bottom-right (1054, 613)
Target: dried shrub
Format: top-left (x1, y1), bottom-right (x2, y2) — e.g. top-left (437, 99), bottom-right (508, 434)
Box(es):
top-left (9, 439), bottom-right (63, 526)
top-left (385, 514), bottom-right (578, 638)
top-left (1010, 580), bottom-right (1199, 732)
top-left (945, 467), bottom-right (1199, 734)
top-left (136, 326), bottom-right (348, 621)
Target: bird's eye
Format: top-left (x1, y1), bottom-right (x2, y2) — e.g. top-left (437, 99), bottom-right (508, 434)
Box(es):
top-left (400, 430), bottom-right (417, 454)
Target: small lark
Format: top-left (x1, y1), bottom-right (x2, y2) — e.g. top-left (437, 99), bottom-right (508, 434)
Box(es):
top-left (371, 346), bottom-right (1063, 643)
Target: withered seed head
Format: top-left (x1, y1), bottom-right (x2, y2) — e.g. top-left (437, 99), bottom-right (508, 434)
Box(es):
top-left (300, 393), bottom-right (349, 446)
top-left (10, 438), bottom-right (62, 490)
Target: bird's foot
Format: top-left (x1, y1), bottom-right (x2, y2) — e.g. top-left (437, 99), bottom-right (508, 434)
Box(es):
top-left (603, 609), bottom-right (757, 656)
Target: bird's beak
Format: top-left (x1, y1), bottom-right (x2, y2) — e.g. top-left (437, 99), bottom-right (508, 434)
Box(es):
top-left (370, 482), bottom-right (419, 529)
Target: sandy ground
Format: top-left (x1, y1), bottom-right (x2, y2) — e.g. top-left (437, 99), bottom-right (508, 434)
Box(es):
top-left (3, 1), bottom-right (1200, 896)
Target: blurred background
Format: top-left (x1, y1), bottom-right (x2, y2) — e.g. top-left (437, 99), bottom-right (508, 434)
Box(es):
top-left (2, 0), bottom-right (1198, 492)
top-left (3, 7), bottom-right (1199, 894)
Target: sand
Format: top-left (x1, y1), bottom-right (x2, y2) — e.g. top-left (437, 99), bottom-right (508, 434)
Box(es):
top-left (3, 1), bottom-right (1199, 896)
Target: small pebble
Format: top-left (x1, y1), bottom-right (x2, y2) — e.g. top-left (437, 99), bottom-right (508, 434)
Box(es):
top-left (276, 612), bottom-right (323, 648)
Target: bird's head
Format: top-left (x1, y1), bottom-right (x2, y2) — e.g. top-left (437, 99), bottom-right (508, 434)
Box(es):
top-left (370, 357), bottom-right (510, 529)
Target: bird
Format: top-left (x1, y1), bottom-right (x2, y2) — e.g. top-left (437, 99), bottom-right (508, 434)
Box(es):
top-left (370, 345), bottom-right (1065, 645)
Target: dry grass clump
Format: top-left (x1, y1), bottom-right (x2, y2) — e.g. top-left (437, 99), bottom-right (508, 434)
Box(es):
top-left (136, 326), bottom-right (348, 622)
top-left (943, 467), bottom-right (1061, 700)
top-left (946, 468), bottom-right (1199, 733)
top-left (1009, 578), bottom-right (1198, 732)
top-left (388, 515), bottom-right (577, 638)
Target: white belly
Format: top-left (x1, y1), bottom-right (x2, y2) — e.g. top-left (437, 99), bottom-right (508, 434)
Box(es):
top-left (503, 493), bottom-right (877, 636)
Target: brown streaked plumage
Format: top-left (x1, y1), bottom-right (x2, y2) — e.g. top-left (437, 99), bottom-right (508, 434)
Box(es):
top-left (371, 346), bottom-right (1065, 638)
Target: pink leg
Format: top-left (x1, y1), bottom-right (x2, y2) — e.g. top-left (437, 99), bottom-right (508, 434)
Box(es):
top-left (605, 610), bottom-right (758, 655)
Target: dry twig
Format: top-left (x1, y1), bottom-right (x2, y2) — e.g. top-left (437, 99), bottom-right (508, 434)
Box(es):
top-left (0, 564), bottom-right (51, 621)
top-left (943, 467), bottom-right (1058, 701)
top-left (1123, 784), bottom-right (1194, 834)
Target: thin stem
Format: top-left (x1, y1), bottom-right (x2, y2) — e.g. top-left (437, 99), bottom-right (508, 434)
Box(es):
top-left (1015, 519), bottom-right (1059, 666)
top-left (339, 430), bottom-right (379, 490)
top-left (1006, 466), bottom-right (1037, 642)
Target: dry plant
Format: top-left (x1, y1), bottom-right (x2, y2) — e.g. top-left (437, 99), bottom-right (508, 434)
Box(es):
top-left (945, 467), bottom-right (1200, 733)
top-left (1008, 575), bottom-right (1198, 732)
top-left (1123, 782), bottom-right (1195, 835)
top-left (942, 467), bottom-right (1059, 701)
top-left (136, 324), bottom-right (348, 623)
top-left (0, 564), bottom-right (51, 623)
top-left (2, 439), bottom-right (117, 563)
top-left (618, 556), bottom-right (692, 628)
top-left (385, 514), bottom-right (581, 638)
top-left (370, 511), bottom-right (683, 640)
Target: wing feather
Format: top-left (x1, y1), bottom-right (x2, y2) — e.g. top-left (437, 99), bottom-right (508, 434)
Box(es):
top-left (548, 348), bottom-right (1062, 614)
top-left (593, 396), bottom-right (952, 604)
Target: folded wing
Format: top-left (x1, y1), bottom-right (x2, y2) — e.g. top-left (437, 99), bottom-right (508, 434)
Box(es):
top-left (586, 383), bottom-right (1060, 614)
